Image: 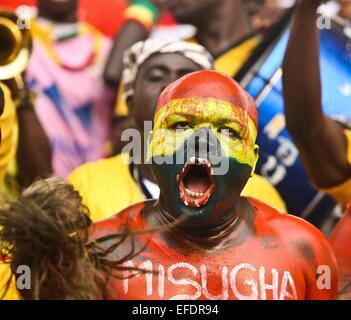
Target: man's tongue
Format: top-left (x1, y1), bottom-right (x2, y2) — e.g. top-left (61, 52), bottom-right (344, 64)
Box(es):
top-left (184, 166), bottom-right (210, 193)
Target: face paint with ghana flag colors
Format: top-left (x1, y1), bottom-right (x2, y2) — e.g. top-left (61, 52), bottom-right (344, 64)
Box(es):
top-left (148, 70), bottom-right (259, 227)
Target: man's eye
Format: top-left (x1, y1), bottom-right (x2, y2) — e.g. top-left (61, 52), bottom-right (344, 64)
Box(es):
top-left (148, 75), bottom-right (163, 82)
top-left (171, 122), bottom-right (193, 130)
top-left (218, 127), bottom-right (241, 139)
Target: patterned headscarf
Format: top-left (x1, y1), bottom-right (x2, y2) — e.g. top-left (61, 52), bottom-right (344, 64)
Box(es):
top-left (122, 38), bottom-right (214, 102)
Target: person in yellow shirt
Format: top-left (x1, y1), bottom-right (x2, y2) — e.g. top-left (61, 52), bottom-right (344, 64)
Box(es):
top-left (282, 0), bottom-right (351, 296)
top-left (69, 38), bottom-right (286, 222)
top-left (0, 83), bottom-right (18, 300)
top-left (0, 9), bottom-right (52, 193)
top-left (0, 83), bottom-right (16, 191)
top-left (0, 9), bottom-right (51, 300)
top-left (283, 0), bottom-right (351, 209)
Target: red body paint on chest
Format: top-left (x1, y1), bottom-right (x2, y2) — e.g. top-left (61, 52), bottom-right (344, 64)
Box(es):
top-left (91, 199), bottom-right (338, 300)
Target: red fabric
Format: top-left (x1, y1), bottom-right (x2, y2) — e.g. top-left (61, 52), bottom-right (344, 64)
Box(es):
top-left (0, 0), bottom-right (175, 37)
top-left (156, 70), bottom-right (259, 129)
top-left (79, 0), bottom-right (127, 37)
top-left (0, 0), bottom-right (33, 8)
top-left (0, 0), bottom-right (127, 37)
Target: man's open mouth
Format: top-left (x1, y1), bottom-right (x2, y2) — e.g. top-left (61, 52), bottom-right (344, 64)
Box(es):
top-left (177, 157), bottom-right (216, 208)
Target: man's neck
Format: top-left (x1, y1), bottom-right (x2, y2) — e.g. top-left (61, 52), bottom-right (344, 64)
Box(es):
top-left (194, 2), bottom-right (253, 56)
top-left (156, 199), bottom-right (246, 250)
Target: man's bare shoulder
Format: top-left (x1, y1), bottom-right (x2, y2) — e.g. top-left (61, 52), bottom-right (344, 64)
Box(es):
top-left (89, 201), bottom-right (148, 239)
top-left (248, 198), bottom-right (333, 262)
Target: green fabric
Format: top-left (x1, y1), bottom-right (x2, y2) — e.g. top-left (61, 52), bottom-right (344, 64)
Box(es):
top-left (132, 0), bottom-right (159, 22)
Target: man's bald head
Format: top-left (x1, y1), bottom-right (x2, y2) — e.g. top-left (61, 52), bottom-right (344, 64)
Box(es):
top-left (156, 70), bottom-right (258, 130)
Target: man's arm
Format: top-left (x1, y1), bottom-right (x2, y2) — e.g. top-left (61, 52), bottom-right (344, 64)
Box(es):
top-left (284, 215), bottom-right (339, 299)
top-left (103, 22), bottom-right (148, 88)
top-left (4, 77), bottom-right (52, 188)
top-left (16, 105), bottom-right (52, 187)
top-left (282, 0), bottom-right (351, 188)
top-left (298, 222), bottom-right (339, 299)
top-left (307, 239), bottom-right (339, 299)
top-left (103, 0), bottom-right (164, 88)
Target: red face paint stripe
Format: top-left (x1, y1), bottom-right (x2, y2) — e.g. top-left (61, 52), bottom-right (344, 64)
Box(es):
top-left (155, 70), bottom-right (258, 129)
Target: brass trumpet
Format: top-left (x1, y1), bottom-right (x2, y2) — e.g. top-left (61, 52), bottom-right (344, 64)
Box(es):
top-left (0, 9), bottom-right (32, 80)
top-left (0, 9), bottom-right (32, 102)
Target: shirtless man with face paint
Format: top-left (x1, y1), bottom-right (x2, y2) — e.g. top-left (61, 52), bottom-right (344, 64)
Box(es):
top-left (89, 70), bottom-right (338, 300)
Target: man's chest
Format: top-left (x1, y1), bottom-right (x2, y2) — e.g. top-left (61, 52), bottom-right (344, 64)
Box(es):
top-left (105, 245), bottom-right (306, 300)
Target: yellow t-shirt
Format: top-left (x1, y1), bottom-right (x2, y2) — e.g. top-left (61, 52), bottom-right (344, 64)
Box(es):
top-left (0, 263), bottom-right (20, 300)
top-left (242, 174), bottom-right (286, 213)
top-left (0, 83), bottom-right (16, 189)
top-left (322, 129), bottom-right (351, 209)
top-left (212, 35), bottom-right (260, 79)
top-left (0, 84), bottom-right (20, 300)
top-left (68, 153), bottom-right (144, 221)
top-left (68, 153), bottom-right (286, 222)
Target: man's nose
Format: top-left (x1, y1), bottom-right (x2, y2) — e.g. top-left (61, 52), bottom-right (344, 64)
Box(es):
top-left (189, 127), bottom-right (219, 155)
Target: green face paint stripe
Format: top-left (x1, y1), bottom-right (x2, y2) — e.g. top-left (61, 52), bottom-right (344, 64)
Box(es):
top-left (152, 154), bottom-right (253, 219)
top-left (150, 98), bottom-right (258, 168)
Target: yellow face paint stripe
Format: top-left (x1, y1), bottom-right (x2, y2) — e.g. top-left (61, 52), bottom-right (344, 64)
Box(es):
top-left (148, 98), bottom-right (258, 168)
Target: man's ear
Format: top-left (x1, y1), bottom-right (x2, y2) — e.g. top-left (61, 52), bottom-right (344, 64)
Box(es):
top-left (250, 144), bottom-right (259, 177)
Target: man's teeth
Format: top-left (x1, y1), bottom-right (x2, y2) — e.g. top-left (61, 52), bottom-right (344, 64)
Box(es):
top-left (185, 188), bottom-right (204, 198)
top-left (188, 157), bottom-right (210, 166)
